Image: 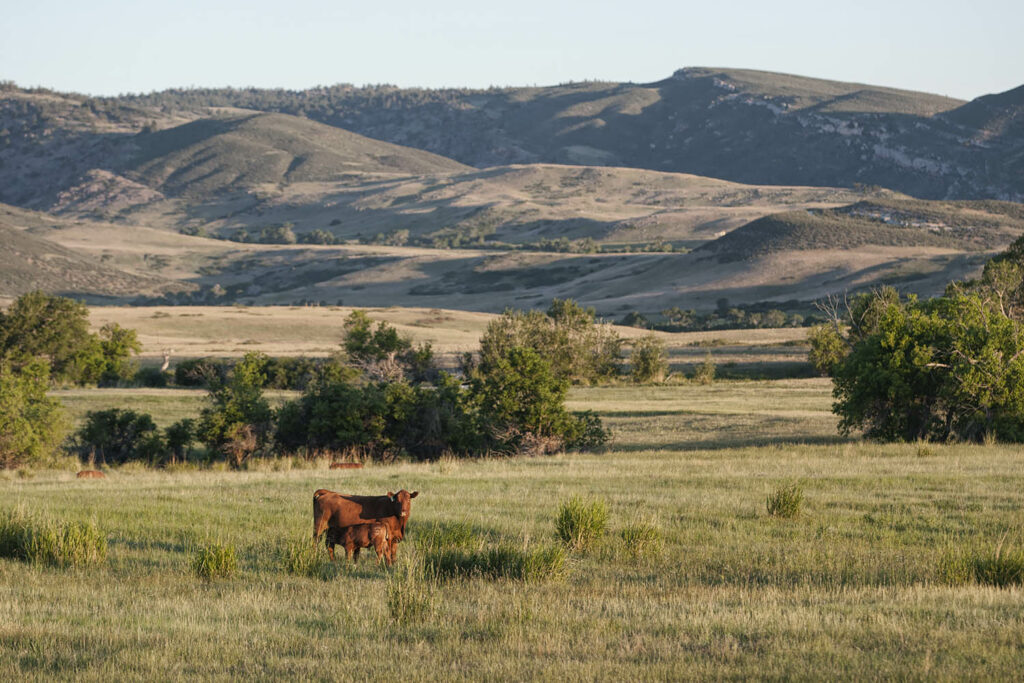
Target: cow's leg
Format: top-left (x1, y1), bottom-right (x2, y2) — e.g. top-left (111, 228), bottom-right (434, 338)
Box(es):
top-left (352, 547), bottom-right (361, 564)
top-left (327, 538), bottom-right (336, 562)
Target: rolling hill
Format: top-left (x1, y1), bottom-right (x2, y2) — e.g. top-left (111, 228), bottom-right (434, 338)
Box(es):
top-left (1, 72), bottom-right (1023, 314)
top-left (111, 67), bottom-right (1024, 201)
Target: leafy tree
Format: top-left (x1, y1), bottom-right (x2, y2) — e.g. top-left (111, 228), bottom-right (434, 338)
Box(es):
top-left (341, 310), bottom-right (433, 382)
top-left (630, 334), bottom-right (668, 383)
top-left (197, 352), bottom-right (273, 466)
top-left (0, 293), bottom-right (141, 386)
top-left (832, 290), bottom-right (1024, 442)
top-left (0, 291), bottom-right (93, 384)
top-left (276, 377), bottom-right (390, 457)
top-left (94, 323), bottom-right (142, 385)
top-left (807, 323), bottom-right (846, 376)
top-left (0, 359), bottom-right (68, 468)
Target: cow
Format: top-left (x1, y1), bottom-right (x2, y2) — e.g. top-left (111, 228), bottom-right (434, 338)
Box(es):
top-left (312, 488), bottom-right (418, 561)
top-left (325, 517), bottom-right (400, 566)
top-left (329, 462), bottom-right (364, 470)
top-left (76, 470), bottom-right (105, 479)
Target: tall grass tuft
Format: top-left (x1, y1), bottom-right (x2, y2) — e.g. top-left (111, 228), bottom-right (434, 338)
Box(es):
top-left (0, 509), bottom-right (106, 568)
top-left (766, 483), bottom-right (804, 518)
top-left (941, 539), bottom-right (1024, 588)
top-left (281, 537), bottom-right (336, 580)
top-left (556, 496), bottom-right (608, 551)
top-left (415, 520), bottom-right (479, 552)
top-left (620, 519), bottom-right (663, 559)
top-left (387, 556), bottom-right (434, 622)
top-left (192, 542), bottom-right (237, 579)
top-left (424, 544), bottom-right (566, 582)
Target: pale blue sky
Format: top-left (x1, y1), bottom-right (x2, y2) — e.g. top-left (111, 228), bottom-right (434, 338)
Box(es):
top-left (2, 0), bottom-right (1021, 100)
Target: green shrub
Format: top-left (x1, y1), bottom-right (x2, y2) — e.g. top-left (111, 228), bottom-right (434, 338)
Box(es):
top-left (766, 483), bottom-right (804, 518)
top-left (478, 299), bottom-right (621, 385)
top-left (192, 542), bottom-right (237, 579)
top-left (556, 496), bottom-right (609, 551)
top-left (630, 334), bottom-right (668, 383)
top-left (75, 408), bottom-right (165, 465)
top-left (0, 509), bottom-right (106, 568)
top-left (197, 352), bottom-right (273, 467)
top-left (133, 366), bottom-right (170, 388)
top-left (620, 520), bottom-right (663, 558)
top-left (833, 288), bottom-right (1024, 442)
top-left (693, 352), bottom-right (716, 385)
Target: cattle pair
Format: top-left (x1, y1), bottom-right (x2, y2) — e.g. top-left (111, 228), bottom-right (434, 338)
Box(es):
top-left (312, 489), bottom-right (418, 566)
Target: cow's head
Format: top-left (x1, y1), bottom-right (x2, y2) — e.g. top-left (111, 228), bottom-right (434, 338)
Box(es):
top-left (387, 489), bottom-right (419, 521)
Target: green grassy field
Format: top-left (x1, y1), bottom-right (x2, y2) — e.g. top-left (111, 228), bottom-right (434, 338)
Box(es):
top-left (3, 379), bottom-right (1024, 679)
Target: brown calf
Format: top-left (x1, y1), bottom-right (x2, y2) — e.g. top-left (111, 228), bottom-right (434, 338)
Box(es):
top-left (76, 470), bottom-right (105, 479)
top-left (325, 517), bottom-right (399, 565)
top-left (329, 462), bottom-right (364, 470)
top-left (312, 489), bottom-right (418, 561)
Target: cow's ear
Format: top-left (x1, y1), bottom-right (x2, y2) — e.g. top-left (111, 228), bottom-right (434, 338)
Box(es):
top-left (387, 491), bottom-right (395, 498)
top-left (410, 491), bottom-right (419, 499)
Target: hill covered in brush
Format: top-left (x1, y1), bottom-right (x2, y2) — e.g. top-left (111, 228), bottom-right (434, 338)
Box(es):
top-left (109, 67), bottom-right (1023, 201)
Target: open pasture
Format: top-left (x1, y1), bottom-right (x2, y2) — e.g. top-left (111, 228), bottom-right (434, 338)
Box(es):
top-left (3, 379), bottom-right (1024, 679)
top-left (87, 305), bottom-right (812, 379)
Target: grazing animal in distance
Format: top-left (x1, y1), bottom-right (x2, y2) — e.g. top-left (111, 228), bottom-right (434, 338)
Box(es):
top-left (76, 470), bottom-right (105, 479)
top-left (312, 489), bottom-right (418, 561)
top-left (325, 517), bottom-right (399, 565)
top-left (329, 462), bottom-right (364, 470)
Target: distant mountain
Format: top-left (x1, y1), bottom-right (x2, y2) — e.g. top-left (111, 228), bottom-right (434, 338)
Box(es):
top-left (111, 68), bottom-right (1024, 200)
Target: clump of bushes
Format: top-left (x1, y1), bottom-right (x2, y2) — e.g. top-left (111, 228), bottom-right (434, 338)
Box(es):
top-left (556, 496), bottom-right (609, 551)
top-left (192, 542), bottom-right (237, 579)
top-left (766, 483), bottom-right (804, 518)
top-left (0, 509), bottom-right (106, 568)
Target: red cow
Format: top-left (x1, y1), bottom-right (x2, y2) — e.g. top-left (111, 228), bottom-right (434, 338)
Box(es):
top-left (312, 489), bottom-right (418, 561)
